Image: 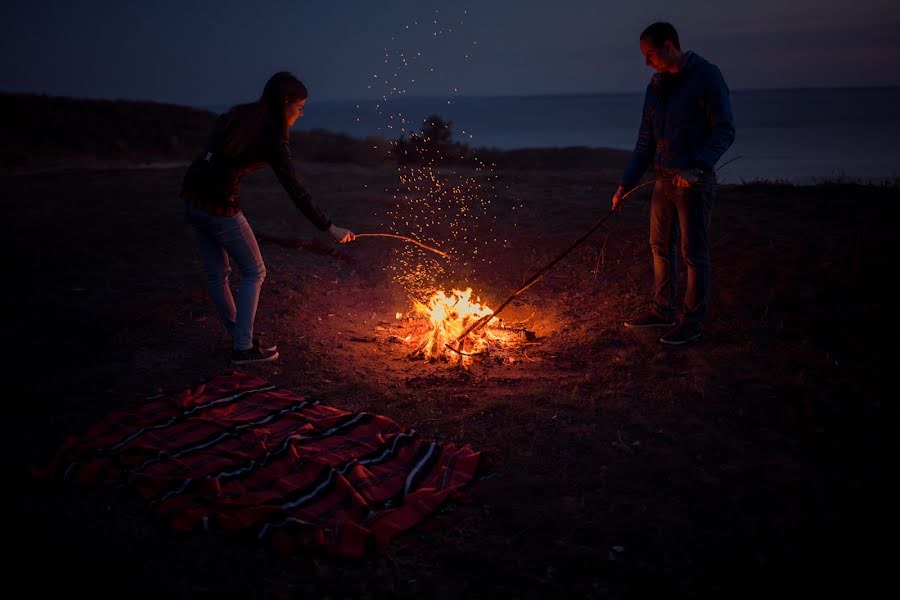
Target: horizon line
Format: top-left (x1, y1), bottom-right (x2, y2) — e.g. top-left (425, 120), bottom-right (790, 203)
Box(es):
top-left (3, 83), bottom-right (899, 109)
top-left (305, 83), bottom-right (900, 103)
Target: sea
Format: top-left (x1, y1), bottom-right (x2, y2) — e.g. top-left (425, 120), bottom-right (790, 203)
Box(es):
top-left (221, 86), bottom-right (900, 185)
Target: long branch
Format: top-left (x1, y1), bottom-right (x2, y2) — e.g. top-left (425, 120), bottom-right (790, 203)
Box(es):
top-left (449, 179), bottom-right (657, 349)
top-left (355, 233), bottom-right (448, 257)
top-left (448, 156), bottom-right (745, 349)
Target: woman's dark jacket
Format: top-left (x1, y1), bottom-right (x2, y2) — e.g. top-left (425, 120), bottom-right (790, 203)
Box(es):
top-left (181, 113), bottom-right (331, 230)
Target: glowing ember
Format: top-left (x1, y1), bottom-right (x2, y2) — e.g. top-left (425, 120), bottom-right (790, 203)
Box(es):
top-left (410, 288), bottom-right (514, 365)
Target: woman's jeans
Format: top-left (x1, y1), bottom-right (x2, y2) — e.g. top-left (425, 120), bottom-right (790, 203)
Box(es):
top-left (648, 172), bottom-right (715, 325)
top-left (184, 202), bottom-right (266, 351)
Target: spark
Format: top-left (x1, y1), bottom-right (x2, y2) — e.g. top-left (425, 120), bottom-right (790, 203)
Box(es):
top-left (353, 6), bottom-right (500, 301)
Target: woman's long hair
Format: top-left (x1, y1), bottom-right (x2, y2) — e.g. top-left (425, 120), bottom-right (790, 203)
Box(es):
top-left (220, 72), bottom-right (308, 158)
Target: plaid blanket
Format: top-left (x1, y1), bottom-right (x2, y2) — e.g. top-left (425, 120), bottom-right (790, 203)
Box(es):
top-left (37, 372), bottom-right (482, 557)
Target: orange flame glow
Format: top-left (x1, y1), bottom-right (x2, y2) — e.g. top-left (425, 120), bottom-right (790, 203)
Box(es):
top-left (411, 288), bottom-right (503, 364)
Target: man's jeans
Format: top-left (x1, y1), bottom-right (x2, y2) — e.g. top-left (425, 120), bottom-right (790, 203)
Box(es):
top-left (648, 172), bottom-right (715, 324)
top-left (184, 202), bottom-right (266, 351)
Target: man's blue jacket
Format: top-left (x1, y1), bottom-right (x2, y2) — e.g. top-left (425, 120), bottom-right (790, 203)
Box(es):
top-left (620, 51), bottom-right (736, 187)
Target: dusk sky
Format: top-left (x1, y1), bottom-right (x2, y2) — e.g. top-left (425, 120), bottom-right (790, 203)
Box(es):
top-left (2, 0), bottom-right (898, 107)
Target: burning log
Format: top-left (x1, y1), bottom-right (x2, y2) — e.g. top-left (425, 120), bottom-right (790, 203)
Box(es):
top-left (394, 288), bottom-right (536, 366)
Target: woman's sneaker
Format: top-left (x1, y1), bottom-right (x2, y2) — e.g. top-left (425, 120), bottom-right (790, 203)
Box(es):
top-left (253, 337), bottom-right (277, 352)
top-left (227, 337), bottom-right (277, 352)
top-left (231, 346), bottom-right (279, 365)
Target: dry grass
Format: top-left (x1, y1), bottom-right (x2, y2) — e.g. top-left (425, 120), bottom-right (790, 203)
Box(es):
top-left (3, 157), bottom-right (895, 598)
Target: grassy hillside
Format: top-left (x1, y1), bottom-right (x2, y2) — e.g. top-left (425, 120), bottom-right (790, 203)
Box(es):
top-left (0, 93), bottom-right (217, 167)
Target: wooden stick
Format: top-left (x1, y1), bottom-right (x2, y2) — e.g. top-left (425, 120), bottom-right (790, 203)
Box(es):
top-left (355, 233), bottom-right (449, 258)
top-left (448, 179), bottom-right (656, 350)
top-left (445, 155), bottom-right (741, 354)
top-left (448, 156), bottom-right (743, 351)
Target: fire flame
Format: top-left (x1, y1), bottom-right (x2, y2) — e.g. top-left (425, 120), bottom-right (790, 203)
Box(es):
top-left (412, 288), bottom-right (497, 364)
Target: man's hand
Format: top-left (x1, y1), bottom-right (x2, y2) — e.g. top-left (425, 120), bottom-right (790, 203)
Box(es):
top-left (328, 224), bottom-right (356, 244)
top-left (611, 185), bottom-right (628, 210)
top-left (673, 169), bottom-right (700, 188)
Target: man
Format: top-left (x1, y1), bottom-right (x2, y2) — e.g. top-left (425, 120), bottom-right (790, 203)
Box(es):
top-left (612, 22), bottom-right (735, 345)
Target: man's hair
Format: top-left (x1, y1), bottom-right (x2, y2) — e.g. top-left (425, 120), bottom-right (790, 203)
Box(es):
top-left (640, 22), bottom-right (680, 50)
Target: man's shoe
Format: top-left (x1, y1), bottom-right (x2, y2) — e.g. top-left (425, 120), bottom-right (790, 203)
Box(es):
top-left (660, 322), bottom-right (702, 345)
top-left (624, 311), bottom-right (676, 329)
top-left (231, 346), bottom-right (279, 365)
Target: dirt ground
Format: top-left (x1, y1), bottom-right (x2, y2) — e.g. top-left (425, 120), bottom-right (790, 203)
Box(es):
top-left (3, 160), bottom-right (896, 598)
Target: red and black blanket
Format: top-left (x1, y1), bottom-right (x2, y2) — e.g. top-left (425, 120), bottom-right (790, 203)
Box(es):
top-left (36, 372), bottom-right (482, 557)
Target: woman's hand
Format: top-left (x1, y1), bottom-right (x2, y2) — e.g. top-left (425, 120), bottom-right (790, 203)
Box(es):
top-left (328, 224), bottom-right (356, 243)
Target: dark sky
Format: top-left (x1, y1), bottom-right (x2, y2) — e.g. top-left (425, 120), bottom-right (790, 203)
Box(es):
top-left (2, 0), bottom-right (898, 107)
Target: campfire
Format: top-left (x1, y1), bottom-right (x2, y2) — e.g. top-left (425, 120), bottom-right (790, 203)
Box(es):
top-left (397, 288), bottom-right (535, 366)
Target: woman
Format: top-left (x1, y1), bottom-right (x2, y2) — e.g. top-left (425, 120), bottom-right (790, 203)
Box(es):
top-left (181, 71), bottom-right (355, 365)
